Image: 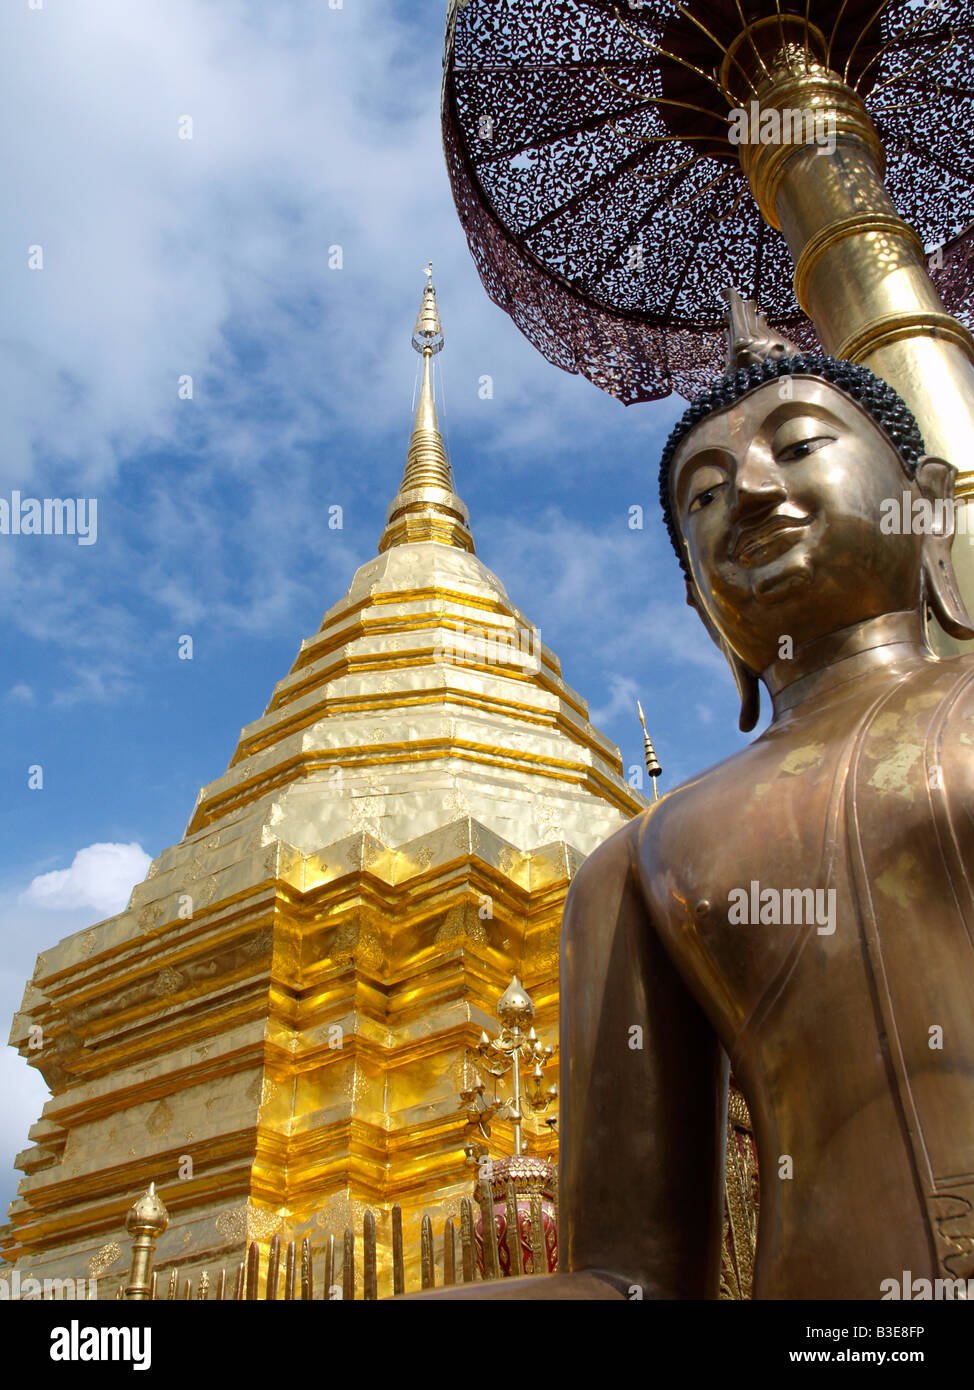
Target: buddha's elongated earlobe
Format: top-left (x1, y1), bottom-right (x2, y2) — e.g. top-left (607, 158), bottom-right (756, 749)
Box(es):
top-left (726, 638), bottom-right (762, 732)
top-left (685, 581), bottom-right (761, 732)
top-left (915, 457), bottom-right (974, 641)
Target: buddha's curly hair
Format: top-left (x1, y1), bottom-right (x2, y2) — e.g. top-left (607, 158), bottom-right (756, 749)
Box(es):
top-left (659, 353), bottom-right (926, 582)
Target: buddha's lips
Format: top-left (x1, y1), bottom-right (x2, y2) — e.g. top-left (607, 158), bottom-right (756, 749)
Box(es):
top-left (732, 514), bottom-right (813, 566)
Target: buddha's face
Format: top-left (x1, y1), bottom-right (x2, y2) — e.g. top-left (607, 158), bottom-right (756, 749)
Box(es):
top-left (669, 376), bottom-right (927, 674)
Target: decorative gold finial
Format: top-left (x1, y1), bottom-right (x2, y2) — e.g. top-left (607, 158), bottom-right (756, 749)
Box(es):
top-left (723, 286), bottom-right (800, 373)
top-left (125, 1181), bottom-right (169, 1236)
top-left (123, 1182), bottom-right (169, 1300)
top-left (637, 700), bottom-right (662, 802)
top-left (379, 267), bottom-right (473, 553)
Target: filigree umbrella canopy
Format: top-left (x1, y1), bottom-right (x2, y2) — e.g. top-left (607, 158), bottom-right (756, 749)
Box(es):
top-left (442, 0), bottom-right (974, 403)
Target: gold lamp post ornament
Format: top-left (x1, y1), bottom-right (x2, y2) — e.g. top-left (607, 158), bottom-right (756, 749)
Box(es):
top-left (461, 976), bottom-right (558, 1277)
top-left (471, 976), bottom-right (557, 1156)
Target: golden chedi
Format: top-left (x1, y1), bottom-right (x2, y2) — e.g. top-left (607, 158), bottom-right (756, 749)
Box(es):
top-left (3, 272), bottom-right (643, 1296)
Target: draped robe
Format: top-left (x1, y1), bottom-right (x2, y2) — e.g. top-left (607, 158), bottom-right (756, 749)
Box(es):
top-left (561, 645), bottom-right (974, 1299)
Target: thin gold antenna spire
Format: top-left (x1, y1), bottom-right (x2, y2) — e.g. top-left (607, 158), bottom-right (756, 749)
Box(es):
top-left (636, 700), bottom-right (662, 801)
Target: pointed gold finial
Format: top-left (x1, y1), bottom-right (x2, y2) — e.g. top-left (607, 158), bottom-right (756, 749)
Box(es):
top-left (125, 1181), bottom-right (169, 1236)
top-left (379, 266), bottom-right (474, 554)
top-left (723, 286), bottom-right (800, 373)
top-left (637, 700), bottom-right (662, 802)
top-left (412, 262), bottom-right (444, 355)
top-left (123, 1182), bottom-right (169, 1300)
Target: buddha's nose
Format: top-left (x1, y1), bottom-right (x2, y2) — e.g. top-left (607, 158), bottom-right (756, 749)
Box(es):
top-left (729, 448), bottom-right (787, 524)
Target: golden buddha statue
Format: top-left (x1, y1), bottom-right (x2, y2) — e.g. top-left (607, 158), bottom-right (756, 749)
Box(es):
top-left (423, 296), bottom-right (974, 1301)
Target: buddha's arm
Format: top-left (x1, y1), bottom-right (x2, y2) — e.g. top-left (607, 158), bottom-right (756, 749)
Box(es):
top-left (558, 819), bottom-right (729, 1298)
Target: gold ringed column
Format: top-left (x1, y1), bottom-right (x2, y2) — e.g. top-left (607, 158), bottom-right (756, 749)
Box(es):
top-left (727, 22), bottom-right (974, 653)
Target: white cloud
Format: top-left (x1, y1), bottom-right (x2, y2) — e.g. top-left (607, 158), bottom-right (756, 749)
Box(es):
top-left (2, 1), bottom-right (638, 698)
top-left (0, 1), bottom-right (709, 721)
top-left (50, 663), bottom-right (136, 709)
top-left (1, 0), bottom-right (526, 493)
top-left (7, 684), bottom-right (35, 704)
top-left (21, 843), bottom-right (151, 915)
top-left (483, 506), bottom-right (727, 676)
top-left (590, 673), bottom-right (642, 728)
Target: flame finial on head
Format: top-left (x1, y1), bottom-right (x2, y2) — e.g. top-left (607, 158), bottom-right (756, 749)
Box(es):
top-left (723, 286), bottom-right (800, 374)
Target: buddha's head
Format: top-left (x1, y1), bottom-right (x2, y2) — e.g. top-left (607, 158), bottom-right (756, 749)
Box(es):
top-left (660, 351), bottom-right (973, 730)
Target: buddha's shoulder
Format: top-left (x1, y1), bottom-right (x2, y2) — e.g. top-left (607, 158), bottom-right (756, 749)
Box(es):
top-left (907, 650), bottom-right (974, 691)
top-left (573, 655), bottom-right (974, 885)
top-left (885, 651), bottom-right (974, 718)
top-left (574, 748), bottom-right (757, 884)
top-left (646, 739), bottom-right (765, 823)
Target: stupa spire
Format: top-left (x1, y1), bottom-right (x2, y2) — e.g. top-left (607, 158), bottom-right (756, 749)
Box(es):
top-left (378, 264), bottom-right (474, 554)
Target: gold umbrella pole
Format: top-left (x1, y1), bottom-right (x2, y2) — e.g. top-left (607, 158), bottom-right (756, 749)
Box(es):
top-left (726, 16), bottom-right (974, 651)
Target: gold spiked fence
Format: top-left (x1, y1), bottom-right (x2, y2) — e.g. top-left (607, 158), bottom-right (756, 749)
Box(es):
top-left (118, 1176), bottom-right (555, 1300)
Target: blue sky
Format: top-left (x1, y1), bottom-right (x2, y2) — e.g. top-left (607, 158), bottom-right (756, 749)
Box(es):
top-left (0, 0), bottom-right (757, 1219)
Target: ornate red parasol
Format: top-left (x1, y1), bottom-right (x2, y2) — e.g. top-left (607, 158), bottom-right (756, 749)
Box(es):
top-left (442, 0), bottom-right (974, 402)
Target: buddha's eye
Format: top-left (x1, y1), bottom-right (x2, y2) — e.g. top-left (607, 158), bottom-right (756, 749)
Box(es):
top-left (688, 480), bottom-right (726, 514)
top-left (776, 435), bottom-right (834, 463)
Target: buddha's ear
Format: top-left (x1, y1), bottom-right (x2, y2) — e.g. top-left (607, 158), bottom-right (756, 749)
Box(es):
top-left (915, 456), bottom-right (974, 641)
top-left (685, 580), bottom-right (761, 732)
